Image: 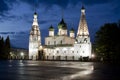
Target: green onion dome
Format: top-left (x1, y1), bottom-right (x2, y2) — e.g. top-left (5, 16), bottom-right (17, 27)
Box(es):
top-left (49, 25), bottom-right (54, 31)
top-left (58, 18), bottom-right (67, 30)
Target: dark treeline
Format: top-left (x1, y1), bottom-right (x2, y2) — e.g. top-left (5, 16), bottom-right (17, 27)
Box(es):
top-left (0, 36), bottom-right (11, 59)
top-left (94, 21), bottom-right (120, 63)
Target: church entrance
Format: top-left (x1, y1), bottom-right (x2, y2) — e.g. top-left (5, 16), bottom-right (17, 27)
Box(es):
top-left (38, 50), bottom-right (44, 60)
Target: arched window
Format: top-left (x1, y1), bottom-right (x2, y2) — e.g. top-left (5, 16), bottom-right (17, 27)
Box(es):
top-left (57, 51), bottom-right (59, 53)
top-left (48, 41), bottom-right (50, 45)
top-left (60, 40), bottom-right (62, 44)
top-left (54, 41), bottom-right (56, 45)
top-left (77, 51), bottom-right (78, 53)
top-left (83, 51), bottom-right (84, 53)
top-left (64, 51), bottom-right (66, 53)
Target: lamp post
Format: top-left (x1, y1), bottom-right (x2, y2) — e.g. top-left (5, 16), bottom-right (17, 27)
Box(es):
top-left (9, 52), bottom-right (12, 60)
top-left (91, 54), bottom-right (95, 61)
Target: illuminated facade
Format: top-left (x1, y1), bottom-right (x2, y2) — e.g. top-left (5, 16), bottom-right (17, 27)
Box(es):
top-left (28, 6), bottom-right (91, 60)
top-left (44, 6), bottom-right (92, 60)
top-left (29, 12), bottom-right (41, 60)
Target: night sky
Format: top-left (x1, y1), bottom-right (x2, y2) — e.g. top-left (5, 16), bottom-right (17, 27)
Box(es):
top-left (0, 0), bottom-right (120, 49)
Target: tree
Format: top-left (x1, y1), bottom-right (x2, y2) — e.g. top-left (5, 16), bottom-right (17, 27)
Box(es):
top-left (0, 36), bottom-right (11, 59)
top-left (5, 36), bottom-right (11, 59)
top-left (0, 37), bottom-right (5, 59)
top-left (94, 22), bottom-right (120, 62)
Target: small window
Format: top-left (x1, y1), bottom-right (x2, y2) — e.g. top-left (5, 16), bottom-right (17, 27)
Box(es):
top-left (77, 51), bottom-right (78, 53)
top-left (80, 45), bottom-right (81, 48)
top-left (48, 41), bottom-right (50, 45)
top-left (84, 38), bottom-right (87, 42)
top-left (72, 51), bottom-right (74, 53)
top-left (54, 41), bottom-right (56, 45)
top-left (60, 40), bottom-right (62, 44)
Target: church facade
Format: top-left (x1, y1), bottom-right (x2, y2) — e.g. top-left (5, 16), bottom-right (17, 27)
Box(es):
top-left (29, 6), bottom-right (92, 60)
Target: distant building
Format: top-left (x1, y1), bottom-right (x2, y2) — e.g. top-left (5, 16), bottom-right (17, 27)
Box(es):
top-left (10, 48), bottom-right (28, 59)
top-left (29, 6), bottom-right (92, 60)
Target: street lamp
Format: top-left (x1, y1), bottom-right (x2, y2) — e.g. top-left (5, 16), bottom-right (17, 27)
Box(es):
top-left (10, 52), bottom-right (12, 59)
top-left (20, 52), bottom-right (24, 59)
top-left (91, 54), bottom-right (95, 61)
top-left (92, 54), bottom-right (95, 58)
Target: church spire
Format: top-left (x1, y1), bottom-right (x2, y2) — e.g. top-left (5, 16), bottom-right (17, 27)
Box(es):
top-left (32, 12), bottom-right (39, 26)
top-left (77, 5), bottom-right (89, 36)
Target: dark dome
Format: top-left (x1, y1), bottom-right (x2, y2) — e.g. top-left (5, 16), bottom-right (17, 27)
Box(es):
top-left (70, 28), bottom-right (74, 32)
top-left (49, 25), bottom-right (54, 31)
top-left (34, 12), bottom-right (37, 15)
top-left (58, 18), bottom-right (67, 29)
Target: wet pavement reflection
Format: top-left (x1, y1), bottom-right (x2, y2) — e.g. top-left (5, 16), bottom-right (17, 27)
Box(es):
top-left (0, 60), bottom-right (120, 80)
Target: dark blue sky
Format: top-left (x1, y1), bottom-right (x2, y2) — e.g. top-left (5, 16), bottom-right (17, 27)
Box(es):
top-left (0, 0), bottom-right (120, 49)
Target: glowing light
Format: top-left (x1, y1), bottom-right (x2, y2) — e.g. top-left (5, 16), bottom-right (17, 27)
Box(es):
top-left (91, 54), bottom-right (95, 58)
top-left (21, 52), bottom-right (24, 56)
top-left (10, 52), bottom-right (13, 57)
top-left (39, 45), bottom-right (43, 50)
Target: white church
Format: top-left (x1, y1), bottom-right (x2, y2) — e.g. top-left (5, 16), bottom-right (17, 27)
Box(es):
top-left (29, 6), bottom-right (92, 60)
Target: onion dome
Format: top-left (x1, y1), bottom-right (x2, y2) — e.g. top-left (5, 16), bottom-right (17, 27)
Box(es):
top-left (49, 25), bottom-right (54, 31)
top-left (34, 12), bottom-right (37, 15)
top-left (70, 28), bottom-right (74, 33)
top-left (58, 18), bottom-right (67, 30)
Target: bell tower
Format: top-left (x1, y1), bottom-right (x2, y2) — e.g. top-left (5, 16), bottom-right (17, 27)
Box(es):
top-left (29, 12), bottom-right (41, 60)
top-left (76, 5), bottom-right (92, 58)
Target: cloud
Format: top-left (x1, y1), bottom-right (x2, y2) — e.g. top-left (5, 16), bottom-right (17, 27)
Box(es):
top-left (82, 0), bottom-right (113, 5)
top-left (0, 0), bottom-right (10, 16)
top-left (0, 31), bottom-right (29, 48)
top-left (0, 0), bottom-right (120, 16)
top-left (20, 0), bottom-right (118, 8)
top-left (0, 32), bottom-right (15, 35)
top-left (0, 0), bottom-right (17, 15)
top-left (0, 0), bottom-right (119, 22)
top-left (0, 0), bottom-right (19, 22)
top-left (21, 0), bottom-right (71, 8)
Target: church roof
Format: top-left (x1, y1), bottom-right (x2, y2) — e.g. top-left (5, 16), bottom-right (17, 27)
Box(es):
top-left (77, 6), bottom-right (89, 36)
top-left (58, 18), bottom-right (67, 29)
